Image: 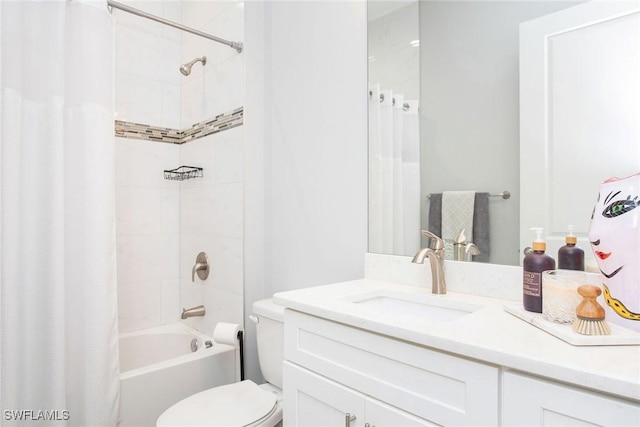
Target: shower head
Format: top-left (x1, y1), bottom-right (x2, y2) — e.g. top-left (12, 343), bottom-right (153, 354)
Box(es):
top-left (179, 56), bottom-right (207, 76)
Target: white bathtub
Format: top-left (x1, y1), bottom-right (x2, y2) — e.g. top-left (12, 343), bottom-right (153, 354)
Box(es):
top-left (118, 322), bottom-right (237, 427)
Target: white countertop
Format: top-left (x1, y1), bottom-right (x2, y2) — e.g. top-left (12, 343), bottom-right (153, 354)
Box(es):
top-left (273, 278), bottom-right (640, 402)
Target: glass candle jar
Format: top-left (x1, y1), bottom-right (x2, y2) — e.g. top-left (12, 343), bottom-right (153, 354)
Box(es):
top-left (542, 270), bottom-right (600, 323)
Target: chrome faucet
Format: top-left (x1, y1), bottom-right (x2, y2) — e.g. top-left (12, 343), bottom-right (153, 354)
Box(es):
top-left (453, 228), bottom-right (481, 261)
top-left (465, 243), bottom-right (481, 261)
top-left (453, 229), bottom-right (468, 261)
top-left (181, 305), bottom-right (206, 319)
top-left (412, 230), bottom-right (447, 294)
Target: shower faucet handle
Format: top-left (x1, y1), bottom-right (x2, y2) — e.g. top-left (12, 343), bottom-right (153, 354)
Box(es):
top-left (192, 252), bottom-right (209, 282)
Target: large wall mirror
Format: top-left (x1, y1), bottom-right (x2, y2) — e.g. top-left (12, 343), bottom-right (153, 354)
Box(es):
top-left (368, 0), bottom-right (640, 267)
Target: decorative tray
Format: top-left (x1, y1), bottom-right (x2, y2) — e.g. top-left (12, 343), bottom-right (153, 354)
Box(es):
top-left (504, 304), bottom-right (640, 346)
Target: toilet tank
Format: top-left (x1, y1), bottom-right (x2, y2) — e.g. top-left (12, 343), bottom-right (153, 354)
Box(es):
top-left (252, 298), bottom-right (285, 389)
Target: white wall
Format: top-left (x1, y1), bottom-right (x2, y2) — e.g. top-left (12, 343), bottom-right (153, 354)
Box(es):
top-left (243, 0), bottom-right (266, 384)
top-left (243, 0), bottom-right (369, 382)
top-left (261, 0), bottom-right (368, 296)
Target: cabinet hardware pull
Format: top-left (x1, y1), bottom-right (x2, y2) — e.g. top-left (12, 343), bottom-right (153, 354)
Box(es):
top-left (345, 413), bottom-right (356, 427)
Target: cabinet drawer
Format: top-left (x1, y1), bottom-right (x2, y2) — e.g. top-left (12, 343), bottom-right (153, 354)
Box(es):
top-left (284, 309), bottom-right (499, 426)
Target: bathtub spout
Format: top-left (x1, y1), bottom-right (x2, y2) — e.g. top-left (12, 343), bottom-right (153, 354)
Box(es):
top-left (181, 305), bottom-right (206, 319)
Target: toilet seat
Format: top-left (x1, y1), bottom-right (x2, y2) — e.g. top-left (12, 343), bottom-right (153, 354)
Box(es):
top-left (156, 380), bottom-right (279, 427)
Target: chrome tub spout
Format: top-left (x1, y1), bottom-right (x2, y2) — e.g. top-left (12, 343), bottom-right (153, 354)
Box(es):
top-left (181, 305), bottom-right (206, 319)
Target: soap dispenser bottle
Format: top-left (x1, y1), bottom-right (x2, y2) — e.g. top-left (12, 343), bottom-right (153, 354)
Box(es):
top-left (523, 227), bottom-right (556, 313)
top-left (558, 225), bottom-right (584, 271)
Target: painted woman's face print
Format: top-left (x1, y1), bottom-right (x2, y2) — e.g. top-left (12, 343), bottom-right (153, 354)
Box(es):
top-left (588, 173), bottom-right (640, 331)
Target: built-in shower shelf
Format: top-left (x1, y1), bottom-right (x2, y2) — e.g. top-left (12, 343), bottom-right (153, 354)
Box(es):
top-left (164, 166), bottom-right (203, 181)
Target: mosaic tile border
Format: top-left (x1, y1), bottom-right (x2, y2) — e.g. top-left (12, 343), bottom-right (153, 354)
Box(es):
top-left (114, 121), bottom-right (183, 143)
top-left (114, 106), bottom-right (243, 144)
top-left (182, 107), bottom-right (244, 142)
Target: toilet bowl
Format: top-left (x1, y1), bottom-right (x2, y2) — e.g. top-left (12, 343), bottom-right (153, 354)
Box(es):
top-left (156, 299), bottom-right (285, 427)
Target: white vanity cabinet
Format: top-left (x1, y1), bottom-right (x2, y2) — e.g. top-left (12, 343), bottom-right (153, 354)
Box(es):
top-left (275, 277), bottom-right (640, 426)
top-left (502, 371), bottom-right (640, 427)
top-left (282, 309), bottom-right (500, 426)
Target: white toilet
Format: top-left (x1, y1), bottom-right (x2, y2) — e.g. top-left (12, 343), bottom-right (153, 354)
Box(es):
top-left (156, 298), bottom-right (285, 427)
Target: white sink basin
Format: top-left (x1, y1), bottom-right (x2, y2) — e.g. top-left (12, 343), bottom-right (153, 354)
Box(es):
top-left (352, 293), bottom-right (482, 323)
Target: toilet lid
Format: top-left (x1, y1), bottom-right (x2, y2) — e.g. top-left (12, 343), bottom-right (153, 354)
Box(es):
top-left (157, 380), bottom-right (277, 427)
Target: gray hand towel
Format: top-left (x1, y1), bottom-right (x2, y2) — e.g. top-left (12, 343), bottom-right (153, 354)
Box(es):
top-left (427, 193), bottom-right (442, 238)
top-left (472, 192), bottom-right (490, 262)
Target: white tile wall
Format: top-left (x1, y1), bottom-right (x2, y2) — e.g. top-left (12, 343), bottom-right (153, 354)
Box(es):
top-left (177, 1), bottom-right (245, 335)
top-left (115, 0), bottom-right (245, 335)
top-left (180, 0), bottom-right (245, 127)
top-left (114, 0), bottom-right (182, 129)
top-left (203, 54), bottom-right (245, 117)
top-left (116, 127), bottom-right (243, 333)
top-left (179, 128), bottom-right (244, 336)
top-left (115, 73), bottom-right (165, 126)
top-left (115, 137), bottom-right (181, 332)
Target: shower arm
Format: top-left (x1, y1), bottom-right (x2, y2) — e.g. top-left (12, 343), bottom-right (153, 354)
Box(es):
top-left (106, 0), bottom-right (243, 53)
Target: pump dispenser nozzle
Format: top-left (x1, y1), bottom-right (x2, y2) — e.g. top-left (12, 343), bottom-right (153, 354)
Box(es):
top-left (530, 227), bottom-right (546, 251)
top-left (565, 225), bottom-right (577, 244)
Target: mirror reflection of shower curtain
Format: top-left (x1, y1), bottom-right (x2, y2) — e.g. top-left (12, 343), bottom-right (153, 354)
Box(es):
top-left (369, 85), bottom-right (420, 256)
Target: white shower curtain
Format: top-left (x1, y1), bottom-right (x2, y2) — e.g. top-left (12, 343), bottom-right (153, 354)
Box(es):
top-left (369, 85), bottom-right (420, 256)
top-left (0, 1), bottom-right (120, 426)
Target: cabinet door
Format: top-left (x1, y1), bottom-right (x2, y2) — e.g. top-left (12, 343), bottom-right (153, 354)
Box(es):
top-left (283, 361), bottom-right (365, 427)
top-left (520, 0), bottom-right (640, 257)
top-left (365, 398), bottom-right (437, 427)
top-left (502, 371), bottom-right (640, 426)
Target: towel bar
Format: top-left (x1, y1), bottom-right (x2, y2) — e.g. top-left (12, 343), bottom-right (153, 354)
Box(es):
top-left (427, 191), bottom-right (510, 200)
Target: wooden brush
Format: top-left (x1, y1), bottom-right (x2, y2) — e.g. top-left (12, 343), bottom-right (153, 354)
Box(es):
top-left (572, 285), bottom-right (611, 335)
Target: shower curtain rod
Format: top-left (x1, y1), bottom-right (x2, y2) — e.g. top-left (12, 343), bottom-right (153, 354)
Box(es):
top-left (106, 0), bottom-right (243, 53)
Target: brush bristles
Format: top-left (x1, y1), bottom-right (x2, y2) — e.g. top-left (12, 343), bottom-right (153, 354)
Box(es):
top-left (572, 318), bottom-right (611, 335)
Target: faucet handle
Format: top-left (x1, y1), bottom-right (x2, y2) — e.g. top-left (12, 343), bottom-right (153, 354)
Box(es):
top-left (420, 230), bottom-right (444, 251)
top-left (454, 228), bottom-right (467, 244)
top-left (192, 252), bottom-right (210, 282)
